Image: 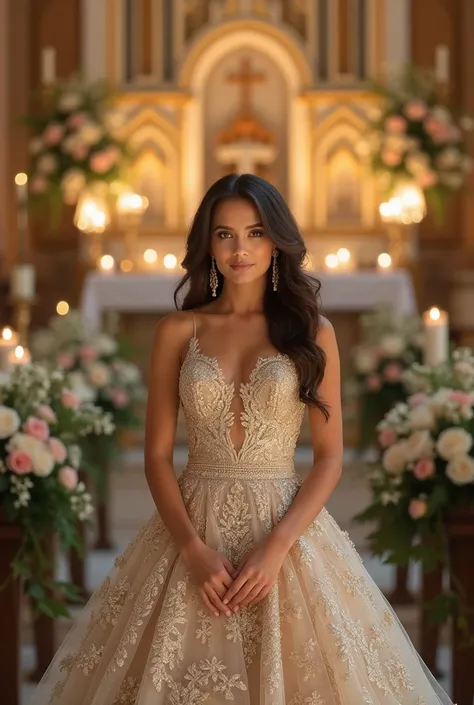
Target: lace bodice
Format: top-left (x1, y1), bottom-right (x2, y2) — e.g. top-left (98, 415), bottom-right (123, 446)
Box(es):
top-left (179, 334), bottom-right (305, 478)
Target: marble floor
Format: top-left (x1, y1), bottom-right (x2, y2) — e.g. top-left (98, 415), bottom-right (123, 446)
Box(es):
top-left (21, 446), bottom-right (453, 703)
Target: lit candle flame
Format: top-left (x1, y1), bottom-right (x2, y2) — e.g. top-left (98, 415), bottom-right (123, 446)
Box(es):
top-left (2, 327), bottom-right (13, 342)
top-left (429, 307), bottom-right (441, 322)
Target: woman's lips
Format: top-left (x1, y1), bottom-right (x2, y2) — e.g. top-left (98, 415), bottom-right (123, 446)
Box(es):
top-left (229, 263), bottom-right (254, 270)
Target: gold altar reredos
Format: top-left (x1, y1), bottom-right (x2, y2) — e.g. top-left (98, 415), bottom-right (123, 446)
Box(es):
top-left (104, 0), bottom-right (386, 251)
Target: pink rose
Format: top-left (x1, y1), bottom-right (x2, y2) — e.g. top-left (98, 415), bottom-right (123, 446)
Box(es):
top-left (61, 389), bottom-right (80, 410)
top-left (57, 352), bottom-right (75, 370)
top-left (413, 458), bottom-right (435, 480)
top-left (90, 151), bottom-right (113, 174)
top-left (43, 122), bottom-right (64, 146)
top-left (383, 363), bottom-right (402, 383)
top-left (404, 100), bottom-right (428, 121)
top-left (30, 175), bottom-right (48, 194)
top-left (447, 390), bottom-right (474, 406)
top-left (71, 144), bottom-right (89, 161)
top-left (37, 405), bottom-right (57, 424)
top-left (366, 374), bottom-right (382, 392)
top-left (378, 428), bottom-right (397, 448)
top-left (6, 450), bottom-right (33, 475)
top-left (49, 437), bottom-right (67, 464)
top-left (424, 117), bottom-right (452, 144)
top-left (385, 115), bottom-right (408, 134)
top-left (79, 345), bottom-right (97, 362)
top-left (454, 360), bottom-right (474, 375)
top-left (408, 498), bottom-right (428, 519)
top-left (103, 145), bottom-right (120, 164)
top-left (408, 393), bottom-right (428, 407)
top-left (23, 416), bottom-right (50, 442)
top-left (416, 171), bottom-right (438, 188)
top-left (381, 149), bottom-right (402, 167)
top-left (58, 466), bottom-right (78, 490)
top-left (67, 112), bottom-right (88, 129)
top-left (111, 389), bottom-right (130, 408)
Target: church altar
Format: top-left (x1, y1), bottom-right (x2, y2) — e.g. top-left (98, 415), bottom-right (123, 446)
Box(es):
top-left (81, 269), bottom-right (417, 331)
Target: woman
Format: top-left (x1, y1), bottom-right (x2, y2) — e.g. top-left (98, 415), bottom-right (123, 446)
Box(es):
top-left (32, 174), bottom-right (452, 704)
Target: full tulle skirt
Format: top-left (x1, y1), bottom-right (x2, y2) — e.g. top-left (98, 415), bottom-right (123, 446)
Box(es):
top-left (30, 470), bottom-right (453, 704)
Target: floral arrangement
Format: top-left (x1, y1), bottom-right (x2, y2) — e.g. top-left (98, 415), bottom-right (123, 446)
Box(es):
top-left (0, 364), bottom-right (114, 617)
top-left (356, 347), bottom-right (474, 632)
top-left (350, 304), bottom-right (423, 448)
top-left (366, 68), bottom-right (474, 219)
top-left (32, 311), bottom-right (146, 441)
top-left (27, 78), bottom-right (128, 208)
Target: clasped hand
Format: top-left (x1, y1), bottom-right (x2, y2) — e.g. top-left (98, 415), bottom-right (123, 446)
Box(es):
top-left (180, 536), bottom-right (287, 617)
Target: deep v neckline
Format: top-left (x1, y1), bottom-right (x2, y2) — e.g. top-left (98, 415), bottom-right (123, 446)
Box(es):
top-left (182, 335), bottom-right (288, 460)
top-left (187, 334), bottom-right (286, 391)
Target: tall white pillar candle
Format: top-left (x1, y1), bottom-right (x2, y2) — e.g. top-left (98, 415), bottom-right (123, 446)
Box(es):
top-left (423, 307), bottom-right (449, 366)
top-left (10, 264), bottom-right (35, 300)
top-left (435, 45), bottom-right (450, 84)
top-left (42, 47), bottom-right (56, 85)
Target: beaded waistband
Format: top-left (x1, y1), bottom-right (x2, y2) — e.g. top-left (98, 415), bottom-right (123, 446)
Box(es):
top-left (183, 461), bottom-right (297, 481)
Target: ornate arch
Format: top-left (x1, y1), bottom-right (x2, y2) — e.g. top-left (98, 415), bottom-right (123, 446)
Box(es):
top-left (178, 20), bottom-right (313, 225)
top-left (312, 107), bottom-right (376, 229)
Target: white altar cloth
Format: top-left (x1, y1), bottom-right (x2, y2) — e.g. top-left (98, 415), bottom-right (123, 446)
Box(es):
top-left (81, 269), bottom-right (417, 331)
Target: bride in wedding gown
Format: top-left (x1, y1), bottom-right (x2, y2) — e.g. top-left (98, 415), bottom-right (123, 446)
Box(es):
top-left (31, 174), bottom-right (453, 704)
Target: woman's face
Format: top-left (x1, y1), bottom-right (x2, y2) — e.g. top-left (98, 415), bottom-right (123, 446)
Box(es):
top-left (210, 197), bottom-right (275, 288)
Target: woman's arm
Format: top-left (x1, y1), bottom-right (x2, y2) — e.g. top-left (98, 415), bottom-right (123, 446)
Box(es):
top-left (145, 312), bottom-right (235, 617)
top-left (268, 316), bottom-right (343, 552)
top-left (144, 312), bottom-right (199, 551)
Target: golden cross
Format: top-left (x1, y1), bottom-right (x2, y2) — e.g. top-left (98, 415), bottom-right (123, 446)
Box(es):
top-left (226, 57), bottom-right (266, 116)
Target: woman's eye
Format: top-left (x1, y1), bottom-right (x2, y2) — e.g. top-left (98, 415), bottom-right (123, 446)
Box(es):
top-left (250, 230), bottom-right (264, 237)
top-left (218, 231), bottom-right (232, 239)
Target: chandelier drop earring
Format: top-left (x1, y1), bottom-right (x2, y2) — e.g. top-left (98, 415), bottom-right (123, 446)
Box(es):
top-left (272, 250), bottom-right (279, 292)
top-left (210, 257), bottom-right (218, 297)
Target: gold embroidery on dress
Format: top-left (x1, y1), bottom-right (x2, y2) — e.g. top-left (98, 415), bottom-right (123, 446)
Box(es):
top-left (289, 692), bottom-right (326, 705)
top-left (224, 603), bottom-right (262, 666)
top-left (195, 609), bottom-right (212, 646)
top-left (290, 638), bottom-right (324, 681)
top-left (113, 675), bottom-right (140, 704)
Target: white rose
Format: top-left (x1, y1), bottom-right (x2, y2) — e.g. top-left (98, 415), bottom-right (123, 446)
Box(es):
top-left (383, 442), bottom-right (408, 474)
top-left (94, 334), bottom-right (117, 356)
top-left (8, 432), bottom-right (43, 457)
top-left (445, 455), bottom-right (474, 485)
top-left (32, 447), bottom-right (55, 477)
top-left (409, 405), bottom-right (436, 431)
top-left (354, 348), bottom-right (377, 374)
top-left (380, 335), bottom-right (405, 357)
top-left (0, 406), bottom-right (21, 439)
top-left (404, 430), bottom-right (434, 462)
top-left (428, 389), bottom-right (451, 415)
top-left (78, 122), bottom-right (104, 146)
top-left (58, 92), bottom-right (82, 112)
top-left (118, 362), bottom-right (140, 384)
top-left (88, 362), bottom-right (111, 388)
top-left (68, 371), bottom-right (96, 403)
top-left (37, 154), bottom-right (58, 174)
top-left (437, 427), bottom-right (473, 460)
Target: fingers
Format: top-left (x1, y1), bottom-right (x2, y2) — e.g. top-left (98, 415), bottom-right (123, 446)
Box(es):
top-left (205, 584), bottom-right (233, 617)
top-left (248, 585), bottom-right (271, 606)
top-left (221, 556), bottom-right (235, 575)
top-left (200, 590), bottom-right (220, 618)
top-left (226, 580), bottom-right (260, 610)
top-left (223, 573), bottom-right (248, 605)
top-left (239, 583), bottom-right (265, 609)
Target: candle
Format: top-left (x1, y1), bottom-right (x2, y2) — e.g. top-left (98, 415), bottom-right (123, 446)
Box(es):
top-left (324, 253), bottom-right (339, 270)
top-left (0, 327), bottom-right (18, 373)
top-left (10, 264), bottom-right (35, 300)
top-left (377, 253), bottom-right (392, 271)
top-left (41, 47), bottom-right (56, 86)
top-left (163, 253), bottom-right (178, 270)
top-left (8, 345), bottom-right (32, 366)
top-left (336, 247), bottom-right (352, 271)
top-left (14, 173), bottom-right (29, 263)
top-left (99, 254), bottom-right (115, 273)
top-left (435, 45), bottom-right (450, 84)
top-left (423, 307), bottom-right (449, 366)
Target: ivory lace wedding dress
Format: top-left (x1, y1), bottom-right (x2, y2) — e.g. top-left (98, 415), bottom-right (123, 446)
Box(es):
top-left (31, 327), bottom-right (453, 704)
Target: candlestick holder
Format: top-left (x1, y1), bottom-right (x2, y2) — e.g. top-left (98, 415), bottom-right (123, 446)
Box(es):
top-left (11, 297), bottom-right (35, 347)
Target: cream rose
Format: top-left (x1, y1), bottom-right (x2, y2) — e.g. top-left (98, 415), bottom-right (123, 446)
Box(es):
top-left (445, 455), bottom-right (474, 485)
top-left (380, 335), bottom-right (405, 357)
top-left (409, 405), bottom-right (436, 431)
top-left (8, 432), bottom-right (43, 457)
top-left (93, 334), bottom-right (117, 356)
top-left (383, 442), bottom-right (408, 474)
top-left (32, 447), bottom-right (55, 477)
top-left (437, 427), bottom-right (472, 460)
top-left (0, 406), bottom-right (21, 439)
top-left (404, 430), bottom-right (434, 462)
top-left (87, 362), bottom-right (111, 388)
top-left (354, 348), bottom-right (377, 374)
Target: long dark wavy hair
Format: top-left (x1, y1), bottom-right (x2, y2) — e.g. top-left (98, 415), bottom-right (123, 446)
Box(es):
top-left (174, 173), bottom-right (329, 417)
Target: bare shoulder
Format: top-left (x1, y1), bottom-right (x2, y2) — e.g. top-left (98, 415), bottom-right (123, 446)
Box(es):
top-left (317, 314), bottom-right (335, 340)
top-left (152, 310), bottom-right (195, 351)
